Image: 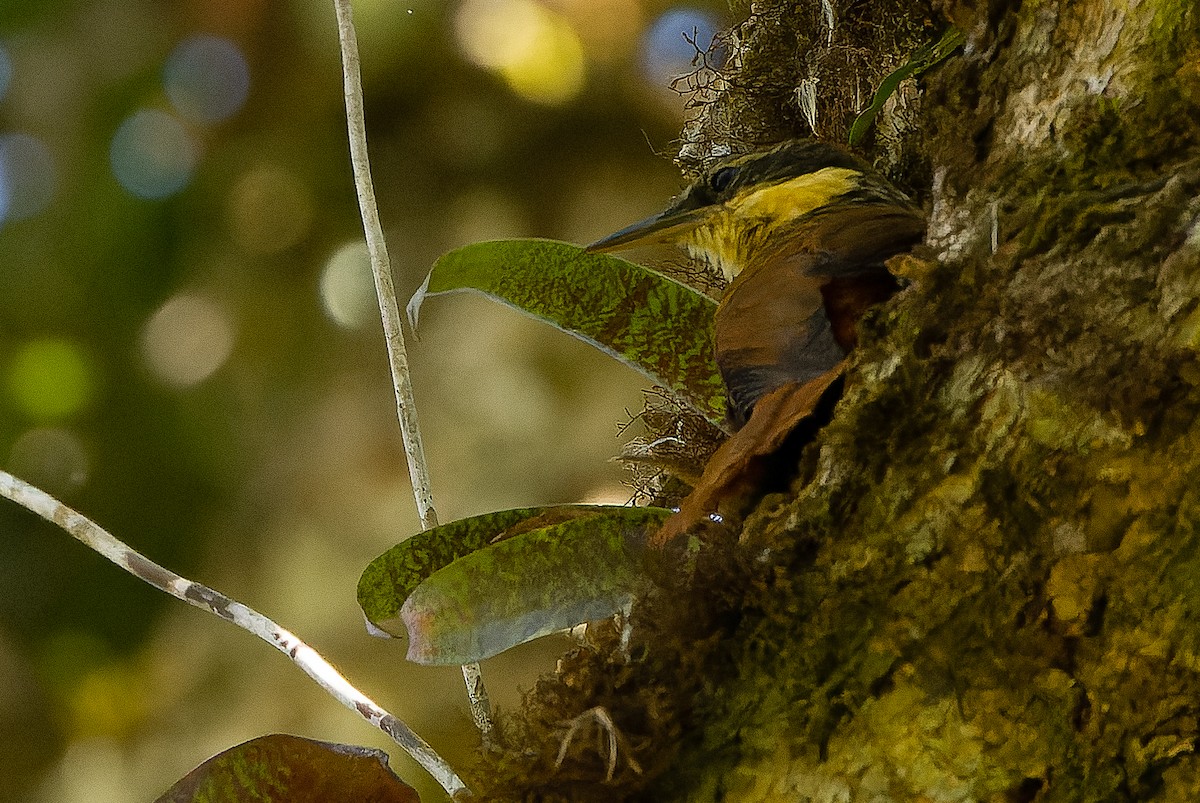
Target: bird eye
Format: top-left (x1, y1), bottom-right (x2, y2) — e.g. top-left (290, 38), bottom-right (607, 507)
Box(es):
top-left (709, 166), bottom-right (739, 194)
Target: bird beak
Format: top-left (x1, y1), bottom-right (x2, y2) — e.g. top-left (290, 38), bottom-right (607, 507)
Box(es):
top-left (585, 206), bottom-right (710, 253)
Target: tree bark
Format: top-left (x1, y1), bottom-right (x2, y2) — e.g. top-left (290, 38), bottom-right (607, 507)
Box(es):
top-left (483, 2), bottom-right (1200, 800)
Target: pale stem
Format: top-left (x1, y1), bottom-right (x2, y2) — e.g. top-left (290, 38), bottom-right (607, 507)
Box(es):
top-left (331, 0), bottom-right (493, 741)
top-left (0, 471), bottom-right (470, 799)
top-left (332, 0), bottom-right (436, 531)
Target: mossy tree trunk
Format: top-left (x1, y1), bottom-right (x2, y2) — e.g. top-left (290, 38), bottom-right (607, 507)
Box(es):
top-left (485, 2), bottom-right (1200, 800)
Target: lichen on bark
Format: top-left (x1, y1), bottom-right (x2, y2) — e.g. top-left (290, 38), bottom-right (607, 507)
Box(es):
top-left (473, 2), bottom-right (1200, 801)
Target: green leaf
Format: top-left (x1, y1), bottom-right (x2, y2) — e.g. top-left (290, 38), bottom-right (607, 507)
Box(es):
top-left (402, 506), bottom-right (670, 664)
top-left (155, 734), bottom-right (419, 803)
top-left (358, 506), bottom-right (551, 629)
top-left (358, 505), bottom-right (672, 664)
top-left (410, 238), bottom-right (725, 424)
top-left (848, 26), bottom-right (965, 146)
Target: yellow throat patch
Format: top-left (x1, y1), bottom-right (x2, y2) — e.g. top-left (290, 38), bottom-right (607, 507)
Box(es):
top-left (684, 166), bottom-right (861, 281)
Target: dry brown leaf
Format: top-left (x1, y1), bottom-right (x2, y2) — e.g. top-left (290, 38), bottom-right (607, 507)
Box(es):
top-left (651, 364), bottom-right (844, 547)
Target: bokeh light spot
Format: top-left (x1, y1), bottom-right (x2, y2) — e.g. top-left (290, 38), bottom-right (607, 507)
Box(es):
top-left (320, 241), bottom-right (376, 330)
top-left (163, 35), bottom-right (250, 123)
top-left (6, 338), bottom-right (94, 420)
top-left (0, 133), bottom-right (56, 223)
top-left (7, 427), bottom-right (90, 496)
top-left (552, 0), bottom-right (643, 58)
top-left (69, 662), bottom-right (149, 739)
top-left (640, 7), bottom-right (721, 87)
top-left (454, 0), bottom-right (585, 105)
top-left (141, 294), bottom-right (236, 388)
top-left (227, 165), bottom-right (314, 253)
top-left (109, 109), bottom-right (197, 199)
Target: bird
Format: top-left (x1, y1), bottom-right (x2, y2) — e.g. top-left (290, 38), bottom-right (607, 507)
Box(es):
top-left (587, 139), bottom-right (925, 542)
top-left (588, 139), bottom-right (925, 430)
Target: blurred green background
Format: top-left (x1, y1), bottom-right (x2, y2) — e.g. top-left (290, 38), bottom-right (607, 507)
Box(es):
top-left (0, 0), bottom-right (733, 799)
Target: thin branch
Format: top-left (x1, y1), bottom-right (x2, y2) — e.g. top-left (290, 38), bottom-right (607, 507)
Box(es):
top-left (460, 662), bottom-right (493, 738)
top-left (332, 0), bottom-right (494, 742)
top-left (0, 470), bottom-right (470, 800)
top-left (332, 0), bottom-right (436, 532)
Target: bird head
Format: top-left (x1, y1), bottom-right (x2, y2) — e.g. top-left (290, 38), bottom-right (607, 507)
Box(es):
top-left (587, 140), bottom-right (918, 282)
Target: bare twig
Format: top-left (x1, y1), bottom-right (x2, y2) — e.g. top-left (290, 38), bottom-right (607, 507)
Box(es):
top-left (460, 662), bottom-right (493, 737)
top-left (332, 0), bottom-right (436, 531)
top-left (331, 0), bottom-right (493, 742)
top-left (0, 470), bottom-right (470, 799)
